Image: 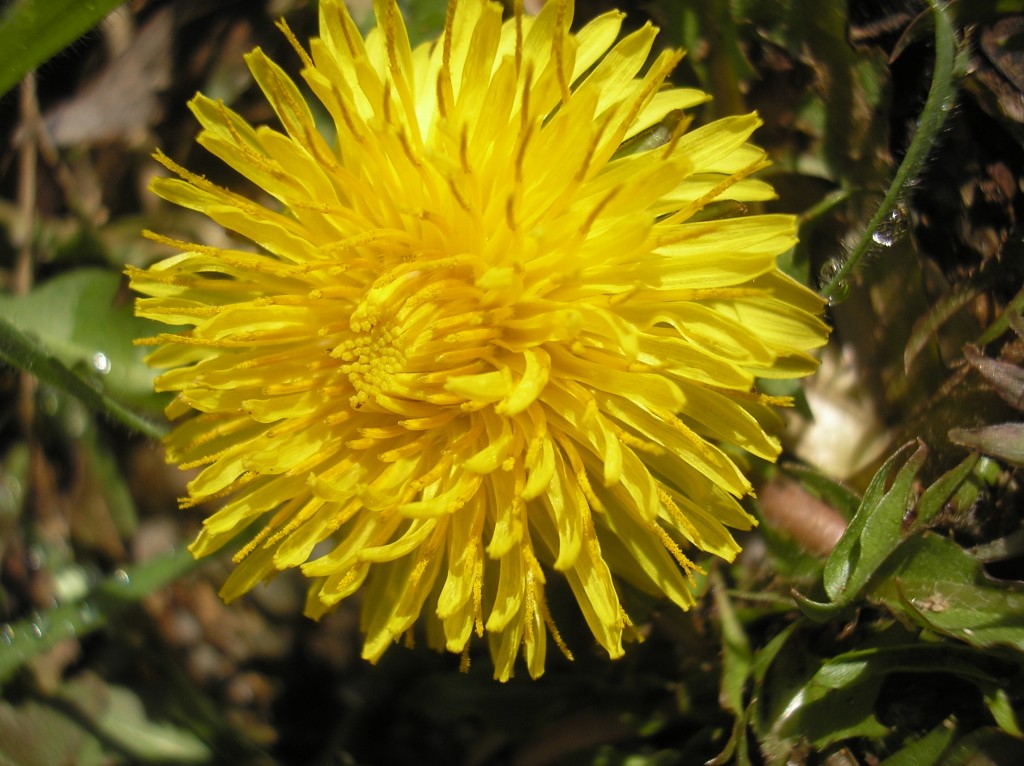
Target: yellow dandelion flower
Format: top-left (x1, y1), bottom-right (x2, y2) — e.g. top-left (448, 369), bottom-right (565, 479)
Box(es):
top-left (130, 0), bottom-right (829, 680)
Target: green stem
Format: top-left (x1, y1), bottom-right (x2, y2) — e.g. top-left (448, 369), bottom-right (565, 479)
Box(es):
top-left (821, 0), bottom-right (957, 300)
top-left (976, 285), bottom-right (1024, 345)
top-left (798, 189), bottom-right (853, 227)
top-left (0, 545), bottom-right (200, 685)
top-left (703, 0), bottom-right (746, 120)
top-left (0, 315), bottom-right (168, 439)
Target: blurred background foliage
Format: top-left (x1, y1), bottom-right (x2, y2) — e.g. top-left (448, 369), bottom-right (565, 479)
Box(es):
top-left (1, 0), bottom-right (1023, 763)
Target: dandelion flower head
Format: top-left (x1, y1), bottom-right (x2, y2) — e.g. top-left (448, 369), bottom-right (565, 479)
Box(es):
top-left (130, 0), bottom-right (829, 680)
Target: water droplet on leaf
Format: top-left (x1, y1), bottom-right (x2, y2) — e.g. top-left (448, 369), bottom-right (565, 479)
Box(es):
top-left (871, 206), bottom-right (908, 247)
top-left (91, 351), bottom-right (112, 375)
top-left (819, 257), bottom-right (850, 304)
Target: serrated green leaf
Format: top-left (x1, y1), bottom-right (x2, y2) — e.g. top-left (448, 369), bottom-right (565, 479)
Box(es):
top-left (823, 442), bottom-right (927, 605)
top-left (768, 637), bottom-right (1017, 757)
top-left (873, 533), bottom-right (1024, 654)
top-left (0, 0), bottom-right (125, 99)
top-left (767, 654), bottom-right (890, 754)
top-left (915, 453), bottom-right (981, 530)
top-left (879, 720), bottom-right (957, 766)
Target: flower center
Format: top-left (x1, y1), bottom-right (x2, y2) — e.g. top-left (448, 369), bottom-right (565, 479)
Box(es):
top-left (335, 324), bottom-right (407, 411)
top-left (329, 261), bottom-right (511, 414)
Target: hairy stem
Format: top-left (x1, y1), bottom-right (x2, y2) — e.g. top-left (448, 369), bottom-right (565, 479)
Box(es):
top-left (821, 0), bottom-right (957, 300)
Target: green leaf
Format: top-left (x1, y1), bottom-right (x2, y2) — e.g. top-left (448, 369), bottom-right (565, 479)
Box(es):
top-left (823, 442), bottom-right (927, 606)
top-left (0, 690), bottom-right (106, 766)
top-left (964, 345), bottom-right (1024, 412)
top-left (0, 545), bottom-right (198, 685)
top-left (948, 424), bottom-right (1024, 467)
top-left (879, 720), bottom-right (957, 766)
top-left (751, 622), bottom-right (802, 688)
top-left (983, 687), bottom-right (1024, 739)
top-left (59, 675), bottom-right (211, 763)
top-left (0, 0), bottom-right (125, 99)
top-left (0, 269), bottom-right (161, 406)
top-left (790, 589), bottom-right (842, 620)
top-left (78, 413), bottom-right (140, 538)
top-left (0, 269), bottom-right (168, 438)
top-left (766, 636), bottom-right (1019, 757)
top-left (713, 572), bottom-right (752, 716)
top-left (0, 312), bottom-right (166, 439)
top-left (936, 727), bottom-right (1024, 766)
top-left (874, 533), bottom-right (1024, 654)
top-left (0, 673), bottom-right (210, 766)
top-left (749, 623), bottom-right (807, 741)
top-left (761, 640), bottom-right (890, 756)
top-left (977, 288), bottom-right (1024, 346)
top-left (914, 453), bottom-right (981, 530)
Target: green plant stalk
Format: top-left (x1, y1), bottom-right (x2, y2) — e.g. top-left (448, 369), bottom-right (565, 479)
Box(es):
top-left (821, 0), bottom-right (957, 300)
top-left (976, 285), bottom-right (1024, 345)
top-left (0, 545), bottom-right (199, 685)
top-left (0, 315), bottom-right (168, 439)
top-left (798, 189), bottom-right (853, 227)
top-left (703, 0), bottom-right (746, 121)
